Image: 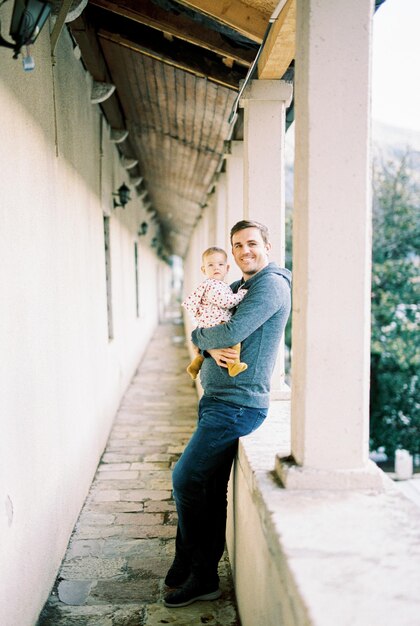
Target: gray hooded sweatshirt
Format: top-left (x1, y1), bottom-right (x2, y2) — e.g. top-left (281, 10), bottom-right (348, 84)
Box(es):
top-left (191, 262), bottom-right (292, 408)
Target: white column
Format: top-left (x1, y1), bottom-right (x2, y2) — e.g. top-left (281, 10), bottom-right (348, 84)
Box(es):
top-left (196, 213), bottom-right (209, 279)
top-left (276, 0), bottom-right (383, 489)
top-left (206, 196), bottom-right (217, 247)
top-left (184, 213), bottom-right (206, 298)
top-left (225, 141), bottom-right (244, 282)
top-left (240, 80), bottom-right (293, 398)
top-left (240, 80), bottom-right (292, 269)
top-left (214, 172), bottom-right (228, 249)
top-left (200, 208), bottom-right (210, 253)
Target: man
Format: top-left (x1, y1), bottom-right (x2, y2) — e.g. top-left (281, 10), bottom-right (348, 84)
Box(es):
top-left (164, 220), bottom-right (292, 608)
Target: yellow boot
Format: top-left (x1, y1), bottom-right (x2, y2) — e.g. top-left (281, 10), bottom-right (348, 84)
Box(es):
top-left (227, 343), bottom-right (248, 377)
top-left (186, 354), bottom-right (204, 380)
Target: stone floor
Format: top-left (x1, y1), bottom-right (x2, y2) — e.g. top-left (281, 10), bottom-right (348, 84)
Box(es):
top-left (37, 311), bottom-right (240, 626)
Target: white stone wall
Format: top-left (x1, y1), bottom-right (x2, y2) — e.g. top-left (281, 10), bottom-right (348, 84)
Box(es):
top-left (0, 13), bottom-right (164, 626)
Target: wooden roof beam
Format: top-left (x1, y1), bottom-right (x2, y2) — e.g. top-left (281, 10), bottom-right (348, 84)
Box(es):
top-left (98, 30), bottom-right (245, 90)
top-left (257, 0), bottom-right (295, 79)
top-left (175, 0), bottom-right (268, 43)
top-left (89, 0), bottom-right (256, 67)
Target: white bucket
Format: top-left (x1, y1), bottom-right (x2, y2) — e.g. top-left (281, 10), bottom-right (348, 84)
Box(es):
top-left (395, 449), bottom-right (413, 480)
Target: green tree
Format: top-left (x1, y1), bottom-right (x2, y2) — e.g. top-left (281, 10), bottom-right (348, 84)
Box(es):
top-left (370, 151), bottom-right (420, 455)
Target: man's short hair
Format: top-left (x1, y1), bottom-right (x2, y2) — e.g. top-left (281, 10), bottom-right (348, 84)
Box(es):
top-left (230, 220), bottom-right (270, 245)
top-left (202, 246), bottom-right (227, 262)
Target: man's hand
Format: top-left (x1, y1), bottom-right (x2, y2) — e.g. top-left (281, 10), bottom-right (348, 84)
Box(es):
top-left (207, 347), bottom-right (238, 368)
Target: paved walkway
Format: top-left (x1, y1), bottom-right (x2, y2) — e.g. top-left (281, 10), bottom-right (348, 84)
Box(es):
top-left (38, 311), bottom-right (240, 626)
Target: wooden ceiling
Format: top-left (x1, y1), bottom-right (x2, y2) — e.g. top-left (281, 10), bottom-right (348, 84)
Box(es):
top-left (70, 0), bottom-right (296, 257)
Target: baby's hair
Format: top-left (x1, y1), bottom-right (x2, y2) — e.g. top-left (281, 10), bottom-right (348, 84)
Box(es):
top-left (202, 247), bottom-right (227, 262)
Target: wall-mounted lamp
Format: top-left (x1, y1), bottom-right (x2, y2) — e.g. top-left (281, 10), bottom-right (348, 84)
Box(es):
top-left (0, 0), bottom-right (52, 68)
top-left (138, 221), bottom-right (148, 236)
top-left (113, 183), bottom-right (131, 209)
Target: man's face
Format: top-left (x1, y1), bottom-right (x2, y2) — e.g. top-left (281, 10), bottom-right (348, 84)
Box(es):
top-left (231, 227), bottom-right (271, 279)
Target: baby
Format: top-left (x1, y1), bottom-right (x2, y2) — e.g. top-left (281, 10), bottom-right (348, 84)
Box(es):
top-left (182, 246), bottom-right (247, 380)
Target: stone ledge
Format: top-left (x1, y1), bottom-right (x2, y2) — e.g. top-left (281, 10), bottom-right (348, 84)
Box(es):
top-left (275, 456), bottom-right (386, 490)
top-left (232, 400), bottom-right (420, 626)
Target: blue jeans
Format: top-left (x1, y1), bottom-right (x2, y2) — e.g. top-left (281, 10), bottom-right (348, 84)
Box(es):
top-left (172, 395), bottom-right (267, 583)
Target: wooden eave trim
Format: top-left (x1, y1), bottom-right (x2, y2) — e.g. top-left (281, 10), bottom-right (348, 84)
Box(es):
top-left (89, 0), bottom-right (255, 67)
top-left (174, 0), bottom-right (268, 43)
top-left (257, 0), bottom-right (295, 79)
top-left (98, 30), bottom-right (241, 90)
top-left (70, 15), bottom-right (125, 129)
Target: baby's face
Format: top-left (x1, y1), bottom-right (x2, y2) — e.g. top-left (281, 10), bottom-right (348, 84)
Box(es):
top-left (202, 252), bottom-right (229, 281)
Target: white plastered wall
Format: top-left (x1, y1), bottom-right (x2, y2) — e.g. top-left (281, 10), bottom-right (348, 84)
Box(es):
top-left (0, 11), bottom-right (166, 626)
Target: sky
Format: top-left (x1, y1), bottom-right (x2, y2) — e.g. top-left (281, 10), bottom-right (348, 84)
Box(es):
top-left (372, 0), bottom-right (420, 132)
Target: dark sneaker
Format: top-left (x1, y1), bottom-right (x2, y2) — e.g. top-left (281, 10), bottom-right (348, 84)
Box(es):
top-left (164, 560), bottom-right (190, 588)
top-left (164, 575), bottom-right (221, 608)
